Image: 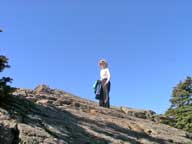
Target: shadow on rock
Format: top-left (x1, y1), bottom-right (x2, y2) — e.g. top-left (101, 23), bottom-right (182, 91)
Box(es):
top-left (0, 95), bottom-right (109, 144)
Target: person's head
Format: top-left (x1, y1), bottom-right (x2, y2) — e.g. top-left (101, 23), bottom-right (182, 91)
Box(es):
top-left (99, 59), bottom-right (108, 69)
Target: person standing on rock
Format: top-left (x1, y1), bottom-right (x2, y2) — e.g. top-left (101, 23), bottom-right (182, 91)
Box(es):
top-left (99, 59), bottom-right (111, 108)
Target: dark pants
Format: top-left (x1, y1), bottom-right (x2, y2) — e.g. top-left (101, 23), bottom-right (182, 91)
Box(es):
top-left (99, 79), bottom-right (110, 108)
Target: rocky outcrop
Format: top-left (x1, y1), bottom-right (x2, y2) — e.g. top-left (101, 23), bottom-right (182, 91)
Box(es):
top-left (120, 107), bottom-right (156, 120)
top-left (0, 85), bottom-right (191, 144)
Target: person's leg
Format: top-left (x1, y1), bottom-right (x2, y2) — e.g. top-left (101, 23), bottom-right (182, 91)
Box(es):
top-left (105, 81), bottom-right (110, 108)
top-left (107, 81), bottom-right (110, 108)
top-left (105, 84), bottom-right (109, 108)
top-left (106, 97), bottom-right (110, 108)
top-left (99, 99), bottom-right (102, 106)
top-left (108, 81), bottom-right (111, 92)
top-left (101, 79), bottom-right (107, 107)
top-left (102, 79), bottom-right (110, 108)
top-left (99, 88), bottom-right (104, 107)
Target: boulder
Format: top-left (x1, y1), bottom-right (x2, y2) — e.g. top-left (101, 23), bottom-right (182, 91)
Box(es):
top-left (120, 106), bottom-right (156, 119)
top-left (34, 85), bottom-right (52, 94)
top-left (0, 120), bottom-right (18, 144)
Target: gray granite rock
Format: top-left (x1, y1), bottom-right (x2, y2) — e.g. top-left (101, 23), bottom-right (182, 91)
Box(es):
top-left (0, 85), bottom-right (191, 144)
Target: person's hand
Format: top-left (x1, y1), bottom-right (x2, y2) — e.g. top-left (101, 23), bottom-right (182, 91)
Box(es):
top-left (104, 98), bottom-right (108, 104)
top-left (104, 81), bottom-right (108, 86)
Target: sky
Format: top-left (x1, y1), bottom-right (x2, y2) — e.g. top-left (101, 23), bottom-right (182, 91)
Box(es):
top-left (0, 0), bottom-right (192, 114)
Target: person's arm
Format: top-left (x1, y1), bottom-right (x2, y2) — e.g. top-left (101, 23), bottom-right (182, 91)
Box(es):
top-left (100, 70), bottom-right (102, 80)
top-left (105, 68), bottom-right (111, 85)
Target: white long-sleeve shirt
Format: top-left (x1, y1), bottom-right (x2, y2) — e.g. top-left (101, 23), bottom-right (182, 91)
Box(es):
top-left (100, 68), bottom-right (111, 82)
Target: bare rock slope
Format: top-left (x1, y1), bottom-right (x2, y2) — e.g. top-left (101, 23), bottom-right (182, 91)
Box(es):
top-left (0, 85), bottom-right (191, 144)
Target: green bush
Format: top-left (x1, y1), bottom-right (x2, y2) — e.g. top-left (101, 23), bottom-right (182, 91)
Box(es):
top-left (0, 55), bottom-right (14, 99)
top-left (164, 77), bottom-right (192, 132)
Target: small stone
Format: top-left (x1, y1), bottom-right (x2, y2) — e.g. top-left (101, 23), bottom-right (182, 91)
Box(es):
top-left (36, 99), bottom-right (49, 104)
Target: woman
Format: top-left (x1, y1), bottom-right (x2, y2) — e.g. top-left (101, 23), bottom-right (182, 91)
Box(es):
top-left (99, 59), bottom-right (111, 108)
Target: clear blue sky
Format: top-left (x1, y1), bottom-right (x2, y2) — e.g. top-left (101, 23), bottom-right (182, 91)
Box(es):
top-left (1, 0), bottom-right (192, 114)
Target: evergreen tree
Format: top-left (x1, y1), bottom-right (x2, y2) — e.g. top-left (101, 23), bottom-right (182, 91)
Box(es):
top-left (164, 77), bottom-right (192, 132)
top-left (0, 55), bottom-right (13, 99)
